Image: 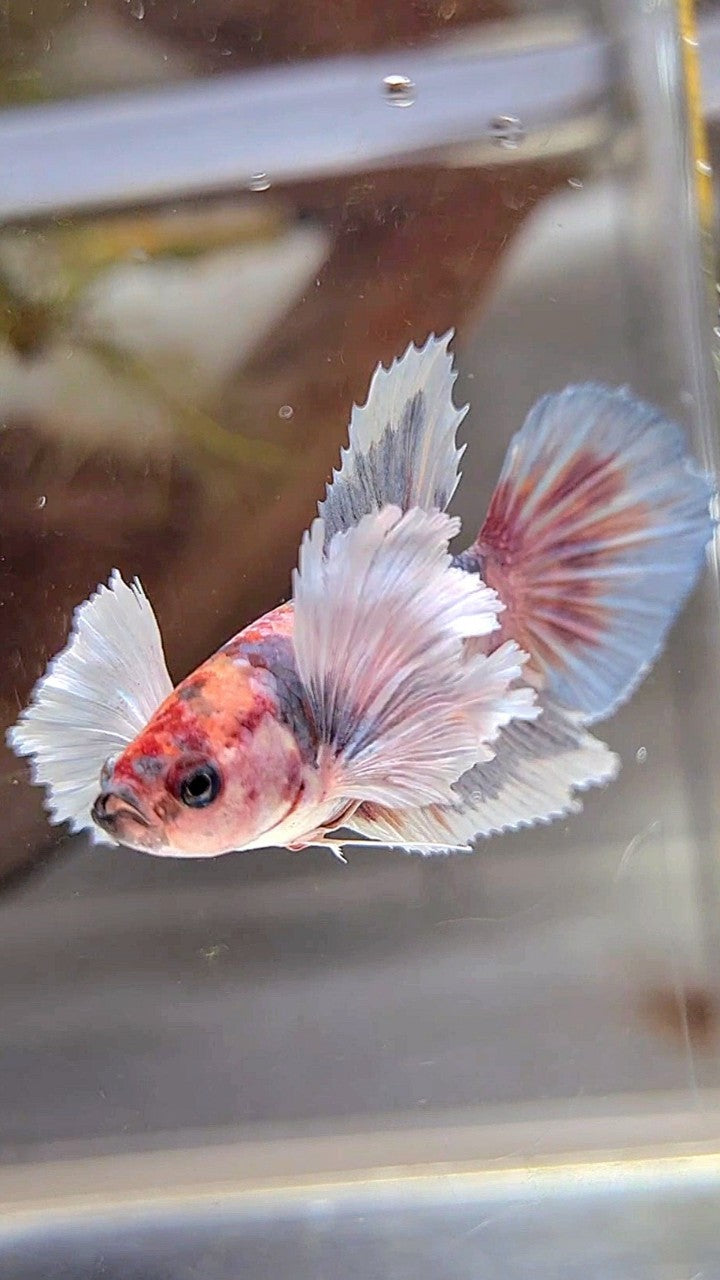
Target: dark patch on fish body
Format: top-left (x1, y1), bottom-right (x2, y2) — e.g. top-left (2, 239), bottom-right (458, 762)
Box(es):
top-left (177, 678), bottom-right (207, 702)
top-left (131, 754), bottom-right (165, 780)
top-left (227, 632), bottom-right (317, 763)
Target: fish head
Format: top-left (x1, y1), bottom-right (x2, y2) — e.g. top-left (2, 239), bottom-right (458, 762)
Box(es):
top-left (92, 654), bottom-right (311, 857)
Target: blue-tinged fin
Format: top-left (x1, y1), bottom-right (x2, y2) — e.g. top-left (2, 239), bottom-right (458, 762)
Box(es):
top-left (318, 331), bottom-right (467, 543)
top-left (467, 383), bottom-right (715, 724)
top-left (344, 697), bottom-right (619, 853)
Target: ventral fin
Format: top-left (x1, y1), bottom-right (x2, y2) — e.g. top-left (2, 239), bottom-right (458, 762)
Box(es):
top-left (318, 331), bottom-right (467, 543)
top-left (7, 571), bottom-right (173, 839)
top-left (345, 697), bottom-right (618, 853)
top-left (472, 383), bottom-right (715, 722)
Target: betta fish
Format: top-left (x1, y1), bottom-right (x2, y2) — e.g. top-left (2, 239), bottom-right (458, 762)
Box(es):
top-left (7, 333), bottom-right (715, 859)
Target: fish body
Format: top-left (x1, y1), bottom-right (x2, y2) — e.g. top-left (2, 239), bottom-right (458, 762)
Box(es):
top-left (8, 335), bottom-right (716, 859)
top-left (97, 602), bottom-right (353, 856)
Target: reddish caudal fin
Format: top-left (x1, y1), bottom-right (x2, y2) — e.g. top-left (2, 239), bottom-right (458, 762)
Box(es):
top-left (465, 384), bottom-right (715, 723)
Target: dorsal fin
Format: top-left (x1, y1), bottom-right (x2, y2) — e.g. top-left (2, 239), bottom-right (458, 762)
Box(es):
top-left (318, 331), bottom-right (467, 543)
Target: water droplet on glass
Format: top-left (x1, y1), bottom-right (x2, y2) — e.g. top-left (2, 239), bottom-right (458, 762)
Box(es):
top-left (567, 177), bottom-right (584, 189)
top-left (248, 172), bottom-right (271, 192)
top-left (382, 74), bottom-right (415, 108)
top-left (501, 187), bottom-right (526, 211)
top-left (489, 115), bottom-right (525, 149)
top-left (278, 405), bottom-right (294, 420)
top-left (35, 495), bottom-right (46, 510)
top-left (636, 746), bottom-right (647, 764)
top-left (129, 0), bottom-right (144, 18)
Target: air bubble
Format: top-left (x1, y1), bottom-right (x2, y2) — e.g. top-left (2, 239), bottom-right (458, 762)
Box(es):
top-left (489, 115), bottom-right (525, 149)
top-left (278, 404), bottom-right (294, 420)
top-left (35, 495), bottom-right (47, 510)
top-left (248, 172), bottom-right (271, 192)
top-left (382, 74), bottom-right (415, 108)
top-left (696, 159), bottom-right (712, 177)
top-left (567, 177), bottom-right (584, 189)
top-left (636, 746), bottom-right (647, 764)
top-left (129, 0), bottom-right (144, 18)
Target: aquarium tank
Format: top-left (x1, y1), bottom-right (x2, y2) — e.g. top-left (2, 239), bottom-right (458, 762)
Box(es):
top-left (1, 0), bottom-right (720, 1275)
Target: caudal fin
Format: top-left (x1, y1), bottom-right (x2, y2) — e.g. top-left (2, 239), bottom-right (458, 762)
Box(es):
top-left (466, 383), bottom-right (715, 723)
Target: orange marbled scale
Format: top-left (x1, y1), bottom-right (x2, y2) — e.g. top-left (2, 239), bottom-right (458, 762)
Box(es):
top-left (99, 603), bottom-right (315, 856)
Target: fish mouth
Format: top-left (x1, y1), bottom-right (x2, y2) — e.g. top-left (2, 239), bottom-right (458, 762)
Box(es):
top-left (91, 787), bottom-right (160, 848)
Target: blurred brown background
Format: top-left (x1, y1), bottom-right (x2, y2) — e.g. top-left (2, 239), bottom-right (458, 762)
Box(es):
top-left (0, 0), bottom-right (580, 877)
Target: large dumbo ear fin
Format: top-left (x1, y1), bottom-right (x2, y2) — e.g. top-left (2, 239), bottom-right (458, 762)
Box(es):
top-left (293, 506), bottom-right (515, 809)
top-left (7, 571), bottom-right (173, 838)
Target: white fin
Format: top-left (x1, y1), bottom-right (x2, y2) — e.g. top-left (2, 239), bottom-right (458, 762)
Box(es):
top-left (293, 506), bottom-right (519, 809)
top-left (7, 571), bottom-right (173, 838)
top-left (345, 698), bottom-right (618, 853)
top-left (474, 383), bottom-right (715, 722)
top-left (464, 639), bottom-right (540, 748)
top-left (318, 331), bottom-right (467, 542)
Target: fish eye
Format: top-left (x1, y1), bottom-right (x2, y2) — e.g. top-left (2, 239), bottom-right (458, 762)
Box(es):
top-left (177, 763), bottom-right (222, 809)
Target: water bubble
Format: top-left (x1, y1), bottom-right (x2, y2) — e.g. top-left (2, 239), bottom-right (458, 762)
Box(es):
top-left (248, 172), bottom-right (271, 192)
top-left (129, 0), bottom-right (144, 18)
top-left (489, 115), bottom-right (525, 149)
top-left (382, 74), bottom-right (415, 108)
top-left (35, 495), bottom-right (46, 510)
top-left (567, 177), bottom-right (584, 189)
top-left (636, 746), bottom-right (647, 764)
top-left (278, 404), bottom-right (294, 420)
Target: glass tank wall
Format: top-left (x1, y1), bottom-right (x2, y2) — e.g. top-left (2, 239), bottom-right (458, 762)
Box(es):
top-left (1, 0), bottom-right (720, 1275)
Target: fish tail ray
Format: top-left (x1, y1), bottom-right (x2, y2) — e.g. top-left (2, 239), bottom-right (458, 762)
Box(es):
top-left (462, 383), bottom-right (715, 722)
